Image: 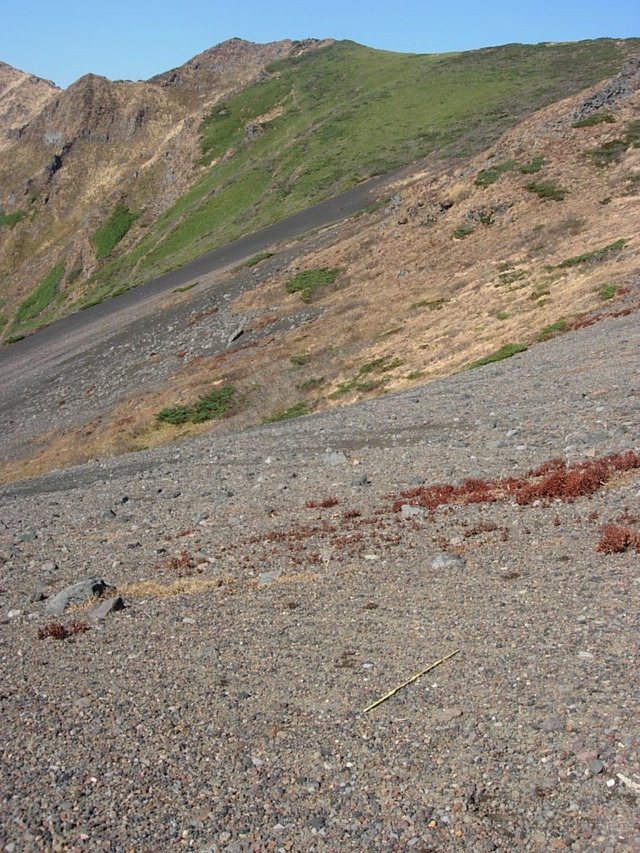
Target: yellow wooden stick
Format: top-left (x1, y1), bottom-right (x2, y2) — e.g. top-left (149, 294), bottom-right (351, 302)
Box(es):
top-left (362, 648), bottom-right (460, 713)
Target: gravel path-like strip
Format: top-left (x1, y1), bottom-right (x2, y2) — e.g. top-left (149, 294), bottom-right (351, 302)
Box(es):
top-left (1, 312), bottom-right (639, 852)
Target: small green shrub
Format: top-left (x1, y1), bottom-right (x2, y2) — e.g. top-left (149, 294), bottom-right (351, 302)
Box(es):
top-left (244, 251), bottom-right (272, 267)
top-left (411, 298), bottom-right (446, 311)
top-left (626, 119), bottom-right (640, 146)
top-left (626, 173), bottom-right (640, 192)
top-left (497, 311), bottom-right (509, 320)
top-left (359, 357), bottom-right (402, 375)
top-left (526, 181), bottom-right (567, 201)
top-left (529, 287), bottom-right (551, 301)
top-left (586, 118), bottom-right (640, 167)
top-left (328, 356), bottom-right (402, 399)
top-left (0, 209), bottom-right (27, 229)
top-left (406, 370), bottom-right (424, 380)
top-left (557, 239), bottom-right (625, 268)
top-left (588, 139), bottom-right (627, 167)
top-left (265, 401), bottom-right (313, 422)
top-left (355, 379), bottom-right (384, 393)
top-left (191, 387), bottom-right (236, 423)
top-left (156, 404), bottom-right (193, 426)
top-left (475, 160), bottom-right (516, 187)
top-left (67, 265), bottom-right (83, 284)
top-left (285, 268), bottom-right (340, 302)
top-left (290, 353), bottom-right (310, 366)
top-left (11, 262), bottom-right (65, 331)
top-left (300, 376), bottom-right (325, 391)
top-left (599, 284), bottom-right (617, 300)
top-left (562, 218), bottom-right (584, 235)
top-left (157, 385), bottom-right (235, 425)
top-left (92, 203), bottom-right (138, 259)
top-left (453, 224), bottom-right (474, 239)
top-left (467, 342), bottom-right (527, 369)
top-left (536, 320), bottom-right (567, 341)
top-left (519, 157), bottom-right (545, 174)
top-left (572, 111), bottom-right (616, 127)
top-left (498, 269), bottom-right (526, 285)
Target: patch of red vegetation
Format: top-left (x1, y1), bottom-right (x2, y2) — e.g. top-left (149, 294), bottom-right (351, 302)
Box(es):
top-left (342, 509), bottom-right (361, 519)
top-left (596, 510), bottom-right (640, 554)
top-left (512, 451), bottom-right (640, 505)
top-left (38, 620), bottom-right (87, 640)
top-left (464, 521), bottom-right (509, 541)
top-left (597, 522), bottom-right (640, 554)
top-left (169, 549), bottom-right (196, 577)
top-left (305, 496), bottom-right (339, 509)
top-left (392, 450), bottom-right (640, 512)
top-left (175, 527), bottom-right (196, 538)
top-left (570, 301), bottom-right (639, 331)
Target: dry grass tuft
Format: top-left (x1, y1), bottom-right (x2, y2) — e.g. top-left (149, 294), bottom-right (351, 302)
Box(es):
top-left (118, 576), bottom-right (235, 599)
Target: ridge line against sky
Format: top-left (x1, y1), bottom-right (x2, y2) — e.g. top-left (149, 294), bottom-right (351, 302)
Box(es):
top-left (2, 0), bottom-right (639, 90)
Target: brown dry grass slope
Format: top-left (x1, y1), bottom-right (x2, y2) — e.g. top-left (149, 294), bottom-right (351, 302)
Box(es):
top-left (226, 64), bottom-right (640, 409)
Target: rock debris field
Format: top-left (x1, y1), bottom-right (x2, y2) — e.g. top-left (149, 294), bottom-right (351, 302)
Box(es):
top-left (1, 311), bottom-right (639, 852)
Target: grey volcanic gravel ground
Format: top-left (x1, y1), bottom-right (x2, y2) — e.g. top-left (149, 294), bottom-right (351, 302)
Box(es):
top-left (1, 312), bottom-right (639, 852)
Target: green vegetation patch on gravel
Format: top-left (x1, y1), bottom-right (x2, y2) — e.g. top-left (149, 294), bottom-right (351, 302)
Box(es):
top-left (265, 401), bottom-right (314, 422)
top-left (156, 385), bottom-right (235, 425)
top-left (536, 320), bottom-right (567, 341)
top-left (467, 342), bottom-right (528, 369)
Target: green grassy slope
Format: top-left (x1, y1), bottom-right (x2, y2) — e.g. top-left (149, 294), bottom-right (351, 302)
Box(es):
top-left (57, 38), bottom-right (640, 307)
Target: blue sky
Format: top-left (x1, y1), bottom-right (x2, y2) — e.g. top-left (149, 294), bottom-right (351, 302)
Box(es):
top-left (2, 0), bottom-right (638, 89)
